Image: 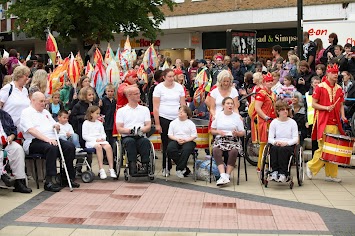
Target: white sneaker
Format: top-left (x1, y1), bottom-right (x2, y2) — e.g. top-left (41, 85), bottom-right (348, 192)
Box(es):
top-left (306, 164), bottom-right (313, 179)
top-left (278, 174), bottom-right (287, 183)
top-left (162, 169), bottom-right (170, 177)
top-left (109, 169), bottom-right (117, 178)
top-left (325, 176), bottom-right (342, 183)
top-left (216, 176), bottom-right (230, 186)
top-left (99, 169), bottom-right (107, 179)
top-left (75, 148), bottom-right (83, 153)
top-left (269, 171), bottom-right (278, 181)
top-left (176, 170), bottom-right (185, 179)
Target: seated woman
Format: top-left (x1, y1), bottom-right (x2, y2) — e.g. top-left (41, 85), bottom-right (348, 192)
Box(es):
top-left (268, 100), bottom-right (299, 183)
top-left (167, 105), bottom-right (197, 178)
top-left (211, 97), bottom-right (245, 186)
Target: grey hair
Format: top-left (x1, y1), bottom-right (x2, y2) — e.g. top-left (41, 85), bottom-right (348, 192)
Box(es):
top-left (293, 91), bottom-right (304, 107)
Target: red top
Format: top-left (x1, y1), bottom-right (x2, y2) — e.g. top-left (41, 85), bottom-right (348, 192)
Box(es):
top-left (312, 79), bottom-right (345, 140)
top-left (116, 81), bottom-right (133, 109)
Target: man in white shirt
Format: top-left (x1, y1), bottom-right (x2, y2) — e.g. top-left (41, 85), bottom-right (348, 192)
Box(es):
top-left (116, 87), bottom-right (151, 175)
top-left (20, 92), bottom-right (79, 192)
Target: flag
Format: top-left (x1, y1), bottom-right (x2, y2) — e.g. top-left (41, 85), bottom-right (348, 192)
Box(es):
top-left (93, 61), bottom-right (107, 99)
top-left (75, 51), bottom-right (84, 75)
top-left (48, 57), bottom-right (69, 94)
top-left (93, 47), bottom-right (103, 66)
top-left (46, 32), bottom-right (58, 66)
top-left (68, 52), bottom-right (80, 88)
top-left (26, 51), bottom-right (32, 61)
top-left (142, 44), bottom-right (158, 71)
top-left (104, 43), bottom-right (115, 65)
top-left (106, 60), bottom-right (120, 88)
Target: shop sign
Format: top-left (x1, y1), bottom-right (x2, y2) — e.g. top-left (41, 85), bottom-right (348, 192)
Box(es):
top-left (304, 20), bottom-right (355, 46)
top-left (256, 28), bottom-right (297, 48)
top-left (191, 34), bottom-right (200, 45)
top-left (119, 38), bottom-right (161, 48)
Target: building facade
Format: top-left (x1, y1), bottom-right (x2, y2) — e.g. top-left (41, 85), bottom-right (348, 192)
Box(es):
top-left (0, 0), bottom-right (354, 62)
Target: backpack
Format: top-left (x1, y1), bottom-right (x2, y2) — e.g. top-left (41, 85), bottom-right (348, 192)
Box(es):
top-left (195, 158), bottom-right (220, 182)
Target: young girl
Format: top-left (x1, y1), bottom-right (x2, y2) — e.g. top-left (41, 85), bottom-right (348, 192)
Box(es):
top-left (82, 106), bottom-right (117, 179)
top-left (279, 75), bottom-right (296, 104)
top-left (288, 55), bottom-right (299, 79)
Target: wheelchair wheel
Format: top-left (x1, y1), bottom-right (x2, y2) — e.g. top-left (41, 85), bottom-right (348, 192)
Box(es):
top-left (113, 141), bottom-right (123, 180)
top-left (245, 133), bottom-right (259, 166)
top-left (81, 171), bottom-right (95, 183)
top-left (295, 145), bottom-right (304, 186)
top-left (351, 112), bottom-right (355, 137)
top-left (124, 169), bottom-right (129, 181)
top-left (260, 144), bottom-right (271, 187)
top-left (148, 141), bottom-right (156, 177)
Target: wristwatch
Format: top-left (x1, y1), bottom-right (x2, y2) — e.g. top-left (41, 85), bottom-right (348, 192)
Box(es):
top-left (264, 116), bottom-right (270, 121)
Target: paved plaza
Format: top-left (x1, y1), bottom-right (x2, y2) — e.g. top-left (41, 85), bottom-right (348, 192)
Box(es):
top-left (1, 151), bottom-right (355, 236)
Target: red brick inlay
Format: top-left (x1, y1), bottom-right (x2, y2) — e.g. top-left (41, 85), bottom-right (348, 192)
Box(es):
top-left (110, 194), bottom-right (141, 200)
top-left (203, 202), bottom-right (237, 209)
top-left (89, 211), bottom-right (129, 220)
top-left (48, 217), bottom-right (86, 224)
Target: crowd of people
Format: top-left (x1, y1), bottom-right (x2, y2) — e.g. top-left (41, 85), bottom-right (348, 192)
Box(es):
top-left (0, 31), bottom-right (353, 193)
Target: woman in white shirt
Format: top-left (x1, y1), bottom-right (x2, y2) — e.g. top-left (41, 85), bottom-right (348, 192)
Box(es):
top-left (153, 68), bottom-right (186, 176)
top-left (0, 66), bottom-right (30, 132)
top-left (211, 97), bottom-right (245, 186)
top-left (206, 70), bottom-right (239, 120)
top-left (268, 100), bottom-right (299, 183)
top-left (167, 105), bottom-right (197, 178)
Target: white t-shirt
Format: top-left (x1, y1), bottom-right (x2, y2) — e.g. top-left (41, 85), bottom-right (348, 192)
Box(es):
top-left (168, 118), bottom-right (197, 140)
top-left (82, 120), bottom-right (107, 147)
top-left (211, 112), bottom-right (244, 138)
top-left (268, 118), bottom-right (299, 146)
top-left (116, 104), bottom-right (151, 137)
top-left (0, 82), bottom-right (30, 130)
top-left (210, 87), bottom-right (239, 117)
top-left (153, 82), bottom-right (185, 120)
top-left (57, 122), bottom-right (75, 136)
top-left (20, 106), bottom-right (56, 154)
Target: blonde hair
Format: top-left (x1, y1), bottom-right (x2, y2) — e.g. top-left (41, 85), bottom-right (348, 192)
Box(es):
top-left (31, 69), bottom-right (48, 93)
top-left (105, 83), bottom-right (115, 91)
top-left (2, 75), bottom-right (12, 87)
top-left (79, 87), bottom-right (96, 102)
top-left (253, 72), bottom-right (263, 85)
top-left (217, 70), bottom-right (233, 88)
top-left (12, 65), bottom-right (30, 82)
top-left (289, 55), bottom-right (300, 68)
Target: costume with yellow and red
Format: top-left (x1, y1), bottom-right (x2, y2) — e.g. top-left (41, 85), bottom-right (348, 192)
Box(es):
top-left (113, 70), bottom-right (137, 136)
top-left (308, 64), bottom-right (344, 178)
top-left (250, 86), bottom-right (262, 143)
top-left (255, 74), bottom-right (276, 143)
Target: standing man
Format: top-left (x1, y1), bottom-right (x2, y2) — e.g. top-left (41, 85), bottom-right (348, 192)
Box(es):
top-left (231, 57), bottom-right (246, 88)
top-left (303, 32), bottom-right (316, 72)
top-left (211, 54), bottom-right (228, 86)
top-left (271, 45), bottom-right (283, 71)
top-left (306, 64), bottom-right (346, 182)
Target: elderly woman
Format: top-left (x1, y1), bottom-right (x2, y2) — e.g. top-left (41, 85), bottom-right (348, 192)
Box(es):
top-left (0, 65), bottom-right (30, 131)
top-left (291, 91), bottom-right (307, 146)
top-left (153, 68), bottom-right (186, 177)
top-left (206, 70), bottom-right (239, 120)
top-left (211, 97), bottom-right (245, 186)
top-left (268, 100), bottom-right (299, 183)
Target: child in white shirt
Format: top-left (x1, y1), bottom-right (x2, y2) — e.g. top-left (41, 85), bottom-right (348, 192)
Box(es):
top-left (167, 105), bottom-right (197, 178)
top-left (82, 106), bottom-right (117, 179)
top-left (57, 110), bottom-right (81, 152)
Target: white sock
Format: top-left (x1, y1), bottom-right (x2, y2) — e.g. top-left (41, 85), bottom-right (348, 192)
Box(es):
top-left (221, 173), bottom-right (227, 179)
top-left (225, 173), bottom-right (230, 180)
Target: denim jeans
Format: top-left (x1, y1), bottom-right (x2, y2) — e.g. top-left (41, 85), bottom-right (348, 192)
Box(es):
top-left (59, 133), bottom-right (81, 148)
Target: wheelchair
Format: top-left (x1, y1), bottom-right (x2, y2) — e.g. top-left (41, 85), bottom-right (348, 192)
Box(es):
top-left (260, 143), bottom-right (304, 189)
top-left (113, 137), bottom-right (156, 182)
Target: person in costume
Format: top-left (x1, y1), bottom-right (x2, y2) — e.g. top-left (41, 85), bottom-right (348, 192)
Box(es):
top-left (254, 72), bottom-right (277, 171)
top-left (306, 64), bottom-right (346, 183)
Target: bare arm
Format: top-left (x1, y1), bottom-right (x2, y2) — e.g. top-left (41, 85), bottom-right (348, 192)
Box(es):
top-left (153, 97), bottom-right (161, 127)
top-left (116, 123), bottom-right (131, 135)
top-left (141, 120), bottom-right (152, 134)
top-left (206, 96), bottom-right (216, 118)
top-left (233, 96), bottom-right (240, 114)
top-left (179, 96), bottom-right (186, 106)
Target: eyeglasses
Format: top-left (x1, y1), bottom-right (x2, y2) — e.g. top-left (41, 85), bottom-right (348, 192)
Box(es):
top-left (278, 108), bottom-right (288, 111)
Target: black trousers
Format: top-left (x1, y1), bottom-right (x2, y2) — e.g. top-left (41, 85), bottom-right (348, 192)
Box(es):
top-left (105, 129), bottom-right (114, 148)
top-left (167, 141), bottom-right (196, 171)
top-left (159, 116), bottom-right (173, 170)
top-left (29, 138), bottom-right (76, 179)
top-left (269, 144), bottom-right (294, 175)
top-left (122, 136), bottom-right (151, 163)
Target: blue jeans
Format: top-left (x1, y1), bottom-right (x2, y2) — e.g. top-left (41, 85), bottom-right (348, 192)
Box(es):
top-left (59, 133), bottom-right (80, 148)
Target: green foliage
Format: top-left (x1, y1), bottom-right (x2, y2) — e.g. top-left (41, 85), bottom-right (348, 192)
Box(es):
top-left (0, 0), bottom-right (174, 43)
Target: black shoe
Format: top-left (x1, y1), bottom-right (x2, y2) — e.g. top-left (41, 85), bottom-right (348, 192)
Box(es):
top-left (1, 173), bottom-right (15, 187)
top-left (129, 162), bottom-right (137, 175)
top-left (13, 179), bottom-right (32, 193)
top-left (62, 179), bottom-right (80, 188)
top-left (184, 167), bottom-right (192, 177)
top-left (44, 182), bottom-right (62, 192)
top-left (138, 163), bottom-right (148, 174)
